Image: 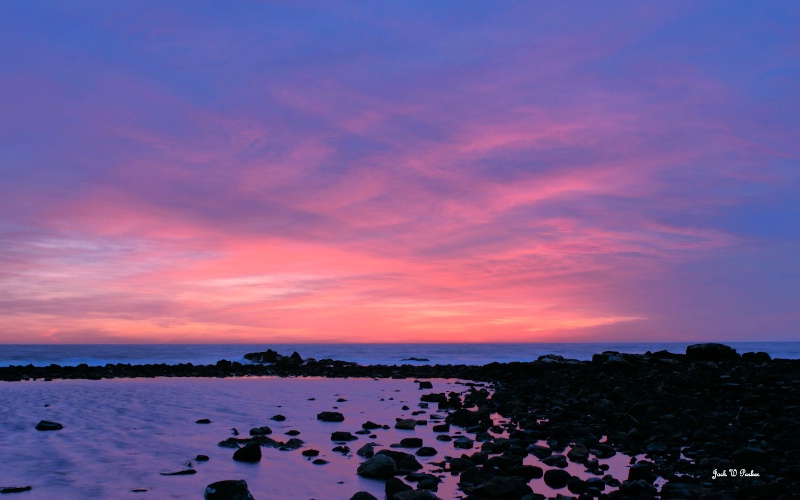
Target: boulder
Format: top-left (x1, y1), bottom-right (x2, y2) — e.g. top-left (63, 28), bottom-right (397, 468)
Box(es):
top-left (350, 492), bottom-right (379, 500)
top-left (232, 442), bottom-right (261, 463)
top-left (395, 419), bottom-right (416, 430)
top-left (685, 343), bottom-right (740, 362)
top-left (357, 454), bottom-right (396, 479)
top-left (249, 426), bottom-right (272, 436)
top-left (331, 431), bottom-right (357, 441)
top-left (376, 449), bottom-right (422, 471)
top-left (35, 420), bottom-right (63, 431)
top-left (385, 478), bottom-right (412, 498)
top-left (399, 437), bottom-right (423, 448)
top-left (357, 443), bottom-right (377, 458)
top-left (204, 479), bottom-right (254, 500)
top-left (543, 469), bottom-right (571, 489)
top-left (317, 411), bottom-right (345, 422)
top-left (567, 443), bottom-right (589, 462)
top-left (415, 446), bottom-right (438, 457)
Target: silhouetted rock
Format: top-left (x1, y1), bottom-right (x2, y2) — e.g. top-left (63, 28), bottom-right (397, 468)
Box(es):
top-left (357, 454), bottom-right (396, 479)
top-left (249, 426), bottom-right (272, 436)
top-left (543, 469), bottom-right (571, 489)
top-left (686, 343), bottom-right (740, 361)
top-left (204, 479), bottom-right (254, 500)
top-left (232, 442), bottom-right (261, 462)
top-left (317, 411), bottom-right (344, 422)
top-left (35, 420), bottom-right (63, 431)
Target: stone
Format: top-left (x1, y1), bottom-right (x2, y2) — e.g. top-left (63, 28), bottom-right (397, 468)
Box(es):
top-left (415, 446), bottom-right (437, 457)
top-left (385, 478), bottom-right (412, 498)
top-left (160, 469), bottom-right (196, 476)
top-left (395, 419), bottom-right (417, 430)
top-left (399, 437), bottom-right (423, 448)
top-left (302, 449), bottom-right (320, 457)
top-left (249, 426), bottom-right (272, 436)
top-left (331, 431), bottom-right (357, 441)
top-left (312, 458), bottom-right (328, 465)
top-left (232, 442), bottom-right (261, 463)
top-left (317, 411), bottom-right (345, 422)
top-left (543, 469), bottom-right (571, 489)
top-left (195, 454), bottom-right (209, 461)
top-left (453, 436), bottom-right (474, 449)
top-left (357, 443), bottom-right (377, 458)
top-left (350, 492), bottom-right (379, 500)
top-left (542, 454), bottom-right (568, 468)
top-left (567, 443), bottom-right (589, 462)
top-left (196, 418), bottom-right (211, 424)
top-left (204, 479), bottom-right (254, 500)
top-left (357, 454), bottom-right (396, 479)
top-left (35, 420), bottom-right (63, 431)
top-left (449, 456), bottom-right (475, 473)
top-left (376, 449), bottom-right (422, 471)
top-left (685, 343), bottom-right (740, 362)
top-left (393, 490), bottom-right (442, 499)
top-left (660, 482), bottom-right (706, 498)
top-left (270, 414), bottom-right (286, 421)
top-left (418, 381), bottom-right (433, 389)
top-left (362, 421), bottom-right (382, 429)
top-left (0, 486), bottom-right (33, 493)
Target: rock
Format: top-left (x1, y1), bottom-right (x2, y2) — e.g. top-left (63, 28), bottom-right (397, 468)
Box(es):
top-left (742, 351), bottom-right (771, 363)
top-left (312, 458), bottom-right (328, 465)
top-left (302, 449), bottom-right (320, 457)
top-left (542, 454), bottom-right (568, 468)
top-left (270, 414), bottom-right (286, 421)
top-left (204, 479), bottom-right (254, 500)
top-left (289, 351), bottom-right (303, 363)
top-left (619, 479), bottom-right (657, 495)
top-left (350, 492), bottom-right (379, 500)
top-left (453, 436), bottom-right (474, 449)
top-left (317, 411), bottom-right (345, 422)
top-left (232, 442), bottom-right (261, 463)
top-left (331, 431), bottom-right (357, 441)
top-left (449, 456), bottom-right (475, 473)
top-left (589, 443), bottom-right (616, 458)
top-left (376, 449), bottom-right (422, 471)
top-left (660, 482), bottom-right (706, 498)
top-left (416, 446), bottom-right (437, 457)
top-left (431, 423), bottom-right (450, 433)
top-left (161, 469), bottom-right (196, 476)
top-left (357, 454), bottom-right (396, 479)
top-left (567, 443), bottom-right (589, 462)
top-left (420, 393), bottom-right (447, 403)
top-left (395, 419), bottom-right (417, 430)
top-left (685, 343), bottom-right (740, 361)
top-left (333, 445), bottom-right (350, 454)
top-left (628, 462), bottom-right (656, 482)
top-left (473, 476), bottom-right (531, 498)
top-left (196, 418), bottom-right (211, 424)
top-left (399, 437), bottom-right (423, 448)
top-left (35, 420), bottom-right (63, 431)
top-left (543, 469), bottom-right (571, 489)
top-left (385, 477), bottom-right (412, 498)
top-left (0, 486), bottom-right (32, 493)
top-left (362, 421), bottom-right (382, 429)
top-left (357, 443), bottom-right (376, 458)
top-left (243, 349), bottom-right (280, 363)
top-left (733, 447), bottom-right (769, 468)
top-left (418, 381), bottom-right (433, 389)
top-left (392, 490), bottom-right (442, 499)
top-left (196, 454), bottom-right (209, 461)
top-left (249, 426), bottom-right (272, 436)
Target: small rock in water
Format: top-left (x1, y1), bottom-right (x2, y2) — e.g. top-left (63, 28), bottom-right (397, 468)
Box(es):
top-left (195, 454), bottom-right (209, 461)
top-left (312, 458), bottom-right (329, 465)
top-left (418, 381), bottom-right (433, 389)
top-left (249, 426), bottom-right (272, 436)
top-left (317, 411), bottom-right (345, 422)
top-left (232, 442), bottom-right (262, 462)
top-left (0, 486), bottom-right (33, 494)
top-left (204, 479), bottom-right (254, 500)
top-left (35, 420), bottom-right (63, 431)
top-left (160, 469), bottom-right (196, 476)
top-left (195, 418), bottom-right (211, 424)
top-left (130, 487), bottom-right (148, 492)
top-left (357, 454), bottom-right (396, 479)
top-left (270, 414), bottom-right (286, 421)
top-left (302, 449), bottom-right (320, 457)
top-left (350, 492), bottom-right (379, 500)
top-left (285, 429), bottom-right (301, 436)
top-left (395, 418), bottom-right (416, 430)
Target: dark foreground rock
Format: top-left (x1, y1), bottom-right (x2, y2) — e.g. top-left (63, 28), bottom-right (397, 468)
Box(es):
top-left (204, 479), bottom-right (254, 500)
top-left (232, 443), bottom-right (261, 463)
top-left (357, 454), bottom-right (396, 479)
top-left (0, 486), bottom-right (33, 494)
top-left (35, 420), bottom-right (63, 431)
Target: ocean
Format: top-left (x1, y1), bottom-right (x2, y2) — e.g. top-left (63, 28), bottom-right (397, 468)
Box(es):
top-left (1, 341), bottom-right (799, 368)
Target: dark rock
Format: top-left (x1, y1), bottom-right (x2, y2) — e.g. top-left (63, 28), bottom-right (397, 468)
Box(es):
top-left (733, 447), bottom-right (769, 468)
top-left (416, 446), bottom-right (437, 457)
top-left (285, 429), bottom-right (300, 436)
top-left (289, 351), bottom-right (303, 363)
top-left (160, 469), bottom-right (196, 476)
top-left (35, 420), bottom-right (63, 431)
top-left (395, 419), bottom-right (417, 430)
top-left (385, 477), bottom-right (412, 498)
top-left (204, 479), bottom-right (254, 500)
top-left (742, 351), bottom-right (771, 362)
top-left (232, 442), bottom-right (261, 462)
top-left (0, 486), bottom-right (32, 493)
top-left (195, 454), bottom-right (209, 461)
top-left (619, 478), bottom-right (657, 495)
top-left (376, 449), bottom-right (423, 471)
top-left (685, 343), bottom-right (740, 361)
top-left (420, 393), bottom-right (447, 404)
top-left (628, 462), bottom-right (656, 482)
top-left (312, 458), bottom-right (328, 465)
top-left (542, 454), bottom-right (568, 468)
top-left (660, 482), bottom-right (706, 498)
top-left (543, 469), bottom-right (571, 489)
top-left (567, 443), bottom-right (589, 462)
top-left (196, 418), bottom-right (211, 424)
top-left (393, 490), bottom-right (442, 499)
top-left (331, 431), bottom-right (357, 441)
top-left (349, 492), bottom-right (379, 500)
top-left (431, 423), bottom-right (450, 433)
top-left (270, 414), bottom-right (286, 421)
top-left (249, 426), bottom-right (272, 436)
top-left (333, 445), bottom-right (350, 454)
top-left (418, 381), bottom-right (433, 389)
top-left (243, 349), bottom-right (280, 363)
top-left (449, 456), bottom-right (475, 473)
top-left (357, 454), bottom-right (396, 479)
top-left (473, 476), bottom-right (531, 498)
top-left (362, 421), bottom-right (382, 429)
top-left (357, 443), bottom-right (377, 458)
top-left (589, 443), bottom-right (616, 458)
top-left (302, 449), bottom-right (320, 457)
top-left (453, 436), bottom-right (474, 449)
top-left (399, 437), bottom-right (423, 448)
top-left (317, 411), bottom-right (345, 422)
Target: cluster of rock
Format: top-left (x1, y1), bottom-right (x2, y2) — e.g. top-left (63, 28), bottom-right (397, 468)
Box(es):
top-left (12, 343), bottom-right (799, 499)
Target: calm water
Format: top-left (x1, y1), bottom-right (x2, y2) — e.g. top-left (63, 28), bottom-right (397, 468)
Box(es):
top-left (1, 342), bottom-right (798, 367)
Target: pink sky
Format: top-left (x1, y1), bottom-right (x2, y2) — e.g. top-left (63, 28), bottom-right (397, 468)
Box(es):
top-left (1, 2), bottom-right (798, 343)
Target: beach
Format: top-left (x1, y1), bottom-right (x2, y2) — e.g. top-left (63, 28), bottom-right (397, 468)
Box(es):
top-left (1, 344), bottom-right (799, 499)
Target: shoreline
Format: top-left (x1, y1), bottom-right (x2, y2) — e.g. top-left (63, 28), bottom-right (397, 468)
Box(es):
top-left (2, 343), bottom-right (799, 498)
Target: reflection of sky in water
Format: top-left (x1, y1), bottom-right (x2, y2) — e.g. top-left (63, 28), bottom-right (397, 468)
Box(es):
top-left (0, 376), bottom-right (655, 498)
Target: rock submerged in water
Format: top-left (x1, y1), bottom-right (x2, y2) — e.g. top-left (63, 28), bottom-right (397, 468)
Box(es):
top-left (204, 479), bottom-right (254, 500)
top-left (0, 486), bottom-right (33, 494)
top-left (35, 420), bottom-right (63, 431)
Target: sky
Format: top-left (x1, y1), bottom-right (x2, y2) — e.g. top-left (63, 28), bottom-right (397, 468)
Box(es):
top-left (1, 1), bottom-right (799, 344)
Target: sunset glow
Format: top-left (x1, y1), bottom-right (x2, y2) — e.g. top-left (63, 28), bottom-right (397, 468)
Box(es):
top-left (1, 2), bottom-right (798, 343)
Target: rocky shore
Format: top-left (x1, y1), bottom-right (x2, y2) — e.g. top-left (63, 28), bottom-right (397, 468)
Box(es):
top-left (2, 343), bottom-right (798, 499)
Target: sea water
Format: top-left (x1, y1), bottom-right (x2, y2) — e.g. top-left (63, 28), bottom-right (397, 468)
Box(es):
top-left (1, 341), bottom-right (798, 368)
